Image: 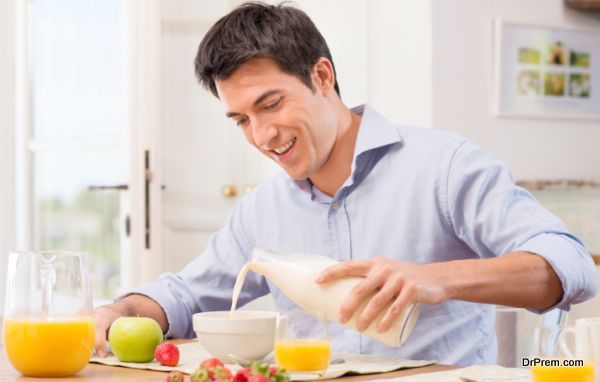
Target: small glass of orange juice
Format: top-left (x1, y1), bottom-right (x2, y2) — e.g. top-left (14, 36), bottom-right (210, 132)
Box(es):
top-left (3, 251), bottom-right (95, 377)
top-left (530, 359), bottom-right (595, 382)
top-left (274, 311), bottom-right (330, 375)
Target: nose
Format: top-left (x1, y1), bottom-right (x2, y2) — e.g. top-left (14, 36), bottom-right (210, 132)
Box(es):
top-left (253, 119), bottom-right (278, 150)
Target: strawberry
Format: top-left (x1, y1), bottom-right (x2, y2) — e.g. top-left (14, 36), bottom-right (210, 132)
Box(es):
top-left (250, 361), bottom-right (269, 377)
top-left (247, 374), bottom-right (269, 382)
top-left (194, 359), bottom-right (235, 382)
top-left (166, 371), bottom-right (185, 382)
top-left (270, 368), bottom-right (290, 382)
top-left (155, 342), bottom-right (180, 367)
top-left (213, 365), bottom-right (234, 381)
top-left (202, 365), bottom-right (232, 382)
top-left (191, 368), bottom-right (211, 382)
top-left (200, 358), bottom-right (225, 369)
top-left (233, 367), bottom-right (252, 382)
top-left (247, 361), bottom-right (289, 382)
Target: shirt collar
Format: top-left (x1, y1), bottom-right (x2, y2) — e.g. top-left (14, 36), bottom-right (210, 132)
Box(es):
top-left (291, 103), bottom-right (403, 196)
top-left (351, 104), bottom-right (403, 160)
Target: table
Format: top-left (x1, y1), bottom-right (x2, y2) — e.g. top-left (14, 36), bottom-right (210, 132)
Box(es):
top-left (0, 342), bottom-right (457, 382)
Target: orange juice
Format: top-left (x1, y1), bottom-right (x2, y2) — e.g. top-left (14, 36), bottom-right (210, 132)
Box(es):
top-left (274, 339), bottom-right (330, 372)
top-left (3, 315), bottom-right (95, 377)
top-left (531, 363), bottom-right (594, 382)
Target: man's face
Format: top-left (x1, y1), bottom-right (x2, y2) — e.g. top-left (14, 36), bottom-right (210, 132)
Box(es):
top-left (215, 58), bottom-right (337, 180)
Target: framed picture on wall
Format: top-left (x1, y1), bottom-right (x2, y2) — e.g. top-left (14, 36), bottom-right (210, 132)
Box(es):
top-left (493, 19), bottom-right (600, 120)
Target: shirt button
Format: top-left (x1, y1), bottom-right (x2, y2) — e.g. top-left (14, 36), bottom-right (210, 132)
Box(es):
top-left (332, 202), bottom-right (341, 210)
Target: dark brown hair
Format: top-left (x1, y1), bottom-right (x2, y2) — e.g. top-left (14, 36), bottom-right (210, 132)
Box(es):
top-left (194, 2), bottom-right (340, 98)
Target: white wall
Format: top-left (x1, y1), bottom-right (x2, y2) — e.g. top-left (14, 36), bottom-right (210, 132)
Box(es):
top-left (0, 0), bottom-right (17, 313)
top-left (432, 0), bottom-right (600, 180)
top-left (368, 0), bottom-right (433, 127)
top-left (299, 0), bottom-right (369, 109)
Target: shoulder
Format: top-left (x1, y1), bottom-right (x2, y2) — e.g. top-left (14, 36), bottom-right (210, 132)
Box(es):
top-left (393, 125), bottom-right (508, 170)
top-left (224, 171), bottom-right (290, 237)
top-left (395, 124), bottom-right (467, 152)
top-left (385, 124), bottom-right (470, 170)
top-left (238, 170), bottom-right (295, 209)
top-left (252, 170), bottom-right (290, 197)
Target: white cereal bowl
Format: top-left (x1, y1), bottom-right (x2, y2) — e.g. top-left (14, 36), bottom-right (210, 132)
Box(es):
top-left (192, 311), bottom-right (278, 362)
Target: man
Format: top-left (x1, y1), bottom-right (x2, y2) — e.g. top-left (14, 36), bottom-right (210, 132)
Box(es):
top-left (94, 3), bottom-right (597, 365)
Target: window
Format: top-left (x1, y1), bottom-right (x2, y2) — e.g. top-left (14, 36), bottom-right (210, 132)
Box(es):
top-left (22, 0), bottom-right (129, 300)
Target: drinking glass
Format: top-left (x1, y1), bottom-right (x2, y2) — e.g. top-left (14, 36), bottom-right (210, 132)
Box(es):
top-left (3, 251), bottom-right (95, 377)
top-left (495, 306), bottom-right (567, 368)
top-left (530, 361), bottom-right (594, 382)
top-left (274, 311), bottom-right (330, 375)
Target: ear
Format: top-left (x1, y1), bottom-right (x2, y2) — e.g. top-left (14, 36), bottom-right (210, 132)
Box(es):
top-left (311, 57), bottom-right (335, 97)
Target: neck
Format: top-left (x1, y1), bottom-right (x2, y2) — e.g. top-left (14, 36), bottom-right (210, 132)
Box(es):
top-left (310, 105), bottom-right (361, 196)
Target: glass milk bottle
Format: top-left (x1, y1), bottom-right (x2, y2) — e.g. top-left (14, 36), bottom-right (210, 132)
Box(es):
top-left (249, 247), bottom-right (420, 347)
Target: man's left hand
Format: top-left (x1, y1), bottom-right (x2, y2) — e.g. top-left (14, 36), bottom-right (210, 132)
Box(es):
top-left (315, 257), bottom-right (448, 333)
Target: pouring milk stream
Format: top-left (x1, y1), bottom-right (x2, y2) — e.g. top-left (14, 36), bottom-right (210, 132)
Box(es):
top-left (230, 247), bottom-right (420, 347)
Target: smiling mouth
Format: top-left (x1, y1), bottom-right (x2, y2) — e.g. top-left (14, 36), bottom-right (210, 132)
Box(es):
top-left (271, 137), bottom-right (297, 156)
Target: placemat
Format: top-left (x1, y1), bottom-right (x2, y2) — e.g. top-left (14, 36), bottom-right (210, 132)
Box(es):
top-left (90, 341), bottom-right (435, 380)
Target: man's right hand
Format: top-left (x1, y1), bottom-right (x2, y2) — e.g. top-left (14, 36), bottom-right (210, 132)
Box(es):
top-left (93, 304), bottom-right (125, 358)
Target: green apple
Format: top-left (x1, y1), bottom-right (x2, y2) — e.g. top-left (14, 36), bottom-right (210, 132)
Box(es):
top-left (108, 317), bottom-right (163, 363)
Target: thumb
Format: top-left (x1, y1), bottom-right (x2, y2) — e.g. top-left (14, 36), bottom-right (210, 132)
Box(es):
top-left (94, 323), bottom-right (110, 358)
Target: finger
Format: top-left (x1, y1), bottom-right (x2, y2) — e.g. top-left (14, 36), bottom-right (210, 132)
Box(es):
top-left (376, 282), bottom-right (418, 333)
top-left (315, 259), bottom-right (371, 283)
top-left (339, 266), bottom-right (389, 325)
top-left (93, 306), bottom-right (119, 358)
top-left (356, 273), bottom-right (404, 332)
top-left (94, 322), bottom-right (109, 357)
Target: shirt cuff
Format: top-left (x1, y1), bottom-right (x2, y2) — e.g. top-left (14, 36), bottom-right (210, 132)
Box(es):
top-left (515, 232), bottom-right (598, 313)
top-left (115, 279), bottom-right (194, 339)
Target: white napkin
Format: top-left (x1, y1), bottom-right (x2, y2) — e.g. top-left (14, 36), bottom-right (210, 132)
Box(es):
top-left (90, 341), bottom-right (435, 380)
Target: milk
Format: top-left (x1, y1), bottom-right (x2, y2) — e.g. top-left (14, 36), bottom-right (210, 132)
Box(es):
top-left (230, 262), bottom-right (251, 314)
top-left (230, 247), bottom-right (420, 347)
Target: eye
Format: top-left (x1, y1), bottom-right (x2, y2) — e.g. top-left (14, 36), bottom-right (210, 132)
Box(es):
top-left (236, 117), bottom-right (249, 127)
top-left (263, 97), bottom-right (282, 111)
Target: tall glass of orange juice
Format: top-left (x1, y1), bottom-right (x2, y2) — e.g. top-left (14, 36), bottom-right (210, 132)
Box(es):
top-left (275, 311), bottom-right (330, 375)
top-left (3, 251), bottom-right (95, 377)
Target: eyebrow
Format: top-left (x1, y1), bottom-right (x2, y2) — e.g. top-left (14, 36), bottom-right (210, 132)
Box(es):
top-left (225, 89), bottom-right (283, 118)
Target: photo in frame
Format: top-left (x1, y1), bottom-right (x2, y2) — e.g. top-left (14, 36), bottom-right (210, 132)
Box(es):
top-left (493, 19), bottom-right (600, 119)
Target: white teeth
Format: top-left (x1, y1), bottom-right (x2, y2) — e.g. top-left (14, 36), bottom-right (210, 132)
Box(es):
top-left (273, 138), bottom-right (296, 154)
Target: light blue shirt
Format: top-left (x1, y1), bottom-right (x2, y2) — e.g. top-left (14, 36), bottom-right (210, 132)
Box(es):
top-left (131, 104), bottom-right (597, 365)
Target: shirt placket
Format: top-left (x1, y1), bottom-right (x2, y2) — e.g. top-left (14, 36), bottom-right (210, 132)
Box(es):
top-left (329, 195), bottom-right (352, 262)
top-left (328, 190), bottom-right (362, 353)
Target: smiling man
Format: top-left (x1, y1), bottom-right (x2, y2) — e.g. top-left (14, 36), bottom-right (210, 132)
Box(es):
top-left (94, 2), bottom-right (598, 365)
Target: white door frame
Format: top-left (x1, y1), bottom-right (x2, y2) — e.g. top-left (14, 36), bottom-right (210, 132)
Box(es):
top-left (126, 0), bottom-right (163, 287)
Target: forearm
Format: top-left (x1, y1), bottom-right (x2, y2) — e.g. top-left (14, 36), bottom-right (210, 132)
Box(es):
top-left (438, 251), bottom-right (563, 309)
top-left (109, 294), bottom-right (169, 333)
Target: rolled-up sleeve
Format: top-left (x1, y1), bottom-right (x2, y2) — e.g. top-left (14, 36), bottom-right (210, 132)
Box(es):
top-left (446, 141), bottom-right (598, 312)
top-left (516, 232), bottom-right (597, 312)
top-left (117, 193), bottom-right (270, 338)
